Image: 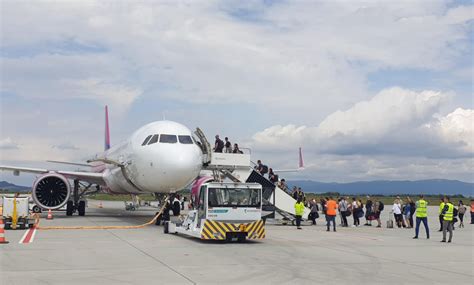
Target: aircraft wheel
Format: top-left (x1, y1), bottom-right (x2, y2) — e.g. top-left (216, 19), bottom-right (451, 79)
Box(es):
top-left (66, 201), bottom-right (74, 216)
top-left (78, 201), bottom-right (86, 216)
top-left (32, 205), bottom-right (42, 213)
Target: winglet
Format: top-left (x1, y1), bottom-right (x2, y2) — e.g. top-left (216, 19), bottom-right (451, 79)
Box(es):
top-left (104, 105), bottom-right (111, 150)
top-left (299, 147), bottom-right (304, 169)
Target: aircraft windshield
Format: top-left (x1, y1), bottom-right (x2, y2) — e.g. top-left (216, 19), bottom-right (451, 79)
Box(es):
top-left (208, 187), bottom-right (261, 208)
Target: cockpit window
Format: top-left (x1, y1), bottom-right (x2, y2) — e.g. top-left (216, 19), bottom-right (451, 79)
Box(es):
top-left (178, 135), bottom-right (193, 144)
top-left (142, 135), bottom-right (153, 146)
top-left (159, 134), bottom-right (177, 143)
top-left (148, 134), bottom-right (159, 145)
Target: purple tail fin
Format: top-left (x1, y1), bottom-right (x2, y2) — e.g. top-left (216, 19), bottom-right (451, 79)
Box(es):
top-left (299, 147), bottom-right (304, 168)
top-left (104, 106), bottom-right (111, 150)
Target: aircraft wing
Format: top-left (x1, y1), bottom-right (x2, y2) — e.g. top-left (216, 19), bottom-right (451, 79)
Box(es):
top-left (0, 165), bottom-right (105, 185)
top-left (273, 168), bottom-right (304, 173)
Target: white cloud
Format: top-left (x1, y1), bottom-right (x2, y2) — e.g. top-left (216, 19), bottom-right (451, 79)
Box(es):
top-left (429, 108), bottom-right (474, 153)
top-left (251, 87), bottom-right (472, 158)
top-left (1, 1), bottom-right (472, 121)
top-left (0, 137), bottom-right (19, 150)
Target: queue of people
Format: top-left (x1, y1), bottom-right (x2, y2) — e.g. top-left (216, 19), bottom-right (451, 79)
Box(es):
top-left (293, 193), bottom-right (472, 243)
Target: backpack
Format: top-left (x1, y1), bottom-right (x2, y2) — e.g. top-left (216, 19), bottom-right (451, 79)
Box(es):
top-left (379, 201), bottom-right (384, 211)
top-left (172, 200), bottom-right (181, 216)
top-left (217, 139), bottom-right (224, 149)
top-left (453, 207), bottom-right (458, 217)
top-left (261, 165), bottom-right (268, 174)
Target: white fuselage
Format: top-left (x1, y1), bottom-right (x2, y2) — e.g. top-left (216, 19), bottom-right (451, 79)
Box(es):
top-left (94, 121), bottom-right (203, 194)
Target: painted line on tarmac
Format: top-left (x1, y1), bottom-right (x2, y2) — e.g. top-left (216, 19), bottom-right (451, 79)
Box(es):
top-left (19, 226), bottom-right (37, 244)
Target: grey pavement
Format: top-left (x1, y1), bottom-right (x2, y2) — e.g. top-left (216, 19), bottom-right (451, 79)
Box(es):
top-left (1, 201), bottom-right (473, 284)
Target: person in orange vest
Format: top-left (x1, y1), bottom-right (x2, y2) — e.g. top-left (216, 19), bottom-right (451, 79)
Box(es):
top-left (325, 196), bottom-right (338, 232)
top-left (470, 199), bottom-right (474, 225)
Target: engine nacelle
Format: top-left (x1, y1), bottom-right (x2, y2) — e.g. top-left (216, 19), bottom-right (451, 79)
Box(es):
top-left (32, 173), bottom-right (71, 210)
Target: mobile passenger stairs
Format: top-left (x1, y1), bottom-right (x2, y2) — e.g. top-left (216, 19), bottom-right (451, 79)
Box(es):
top-left (194, 128), bottom-right (311, 225)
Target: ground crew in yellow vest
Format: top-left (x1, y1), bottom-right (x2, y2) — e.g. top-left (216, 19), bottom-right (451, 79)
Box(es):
top-left (413, 194), bottom-right (429, 239)
top-left (440, 196), bottom-right (454, 243)
top-left (294, 197), bottom-right (305, 230)
top-left (438, 198), bottom-right (445, 231)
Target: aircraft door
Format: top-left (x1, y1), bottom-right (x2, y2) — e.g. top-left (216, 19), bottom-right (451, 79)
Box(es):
top-left (197, 185), bottom-right (206, 228)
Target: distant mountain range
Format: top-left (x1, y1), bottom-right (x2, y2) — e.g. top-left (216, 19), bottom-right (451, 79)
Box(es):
top-left (0, 181), bottom-right (30, 192)
top-left (1, 179), bottom-right (473, 197)
top-left (287, 179), bottom-right (473, 197)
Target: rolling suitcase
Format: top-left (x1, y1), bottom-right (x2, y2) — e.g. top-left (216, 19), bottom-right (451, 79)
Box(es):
top-left (387, 212), bottom-right (394, 228)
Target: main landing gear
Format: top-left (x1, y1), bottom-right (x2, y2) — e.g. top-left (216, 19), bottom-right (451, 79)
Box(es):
top-left (66, 180), bottom-right (99, 216)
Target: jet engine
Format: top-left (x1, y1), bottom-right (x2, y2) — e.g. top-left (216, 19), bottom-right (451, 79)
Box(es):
top-left (32, 173), bottom-right (71, 210)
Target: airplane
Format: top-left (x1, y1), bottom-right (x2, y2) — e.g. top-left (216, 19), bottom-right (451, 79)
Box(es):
top-left (0, 106), bottom-right (203, 216)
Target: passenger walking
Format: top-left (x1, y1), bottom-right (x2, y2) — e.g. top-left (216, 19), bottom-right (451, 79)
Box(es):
top-left (392, 199), bottom-right (403, 228)
top-left (255, 160), bottom-right (269, 177)
top-left (408, 197), bottom-right (416, 229)
top-left (294, 197), bottom-right (305, 230)
top-left (296, 188), bottom-right (305, 201)
top-left (214, 135), bottom-right (224, 153)
top-left (224, 137), bottom-right (232, 153)
top-left (309, 199), bottom-right (319, 225)
top-left (413, 195), bottom-right (429, 239)
top-left (277, 179), bottom-right (289, 194)
top-left (438, 198), bottom-right (445, 231)
top-left (352, 197), bottom-right (360, 226)
top-left (320, 198), bottom-right (327, 216)
top-left (325, 197), bottom-right (338, 232)
top-left (232, 143), bottom-right (243, 154)
top-left (364, 196), bottom-right (373, 226)
top-left (403, 200), bottom-right (412, 228)
top-left (268, 168), bottom-right (278, 183)
top-left (457, 201), bottom-right (466, 228)
top-left (471, 199), bottom-right (474, 224)
top-left (374, 198), bottom-right (384, 228)
top-left (292, 186), bottom-right (298, 200)
top-left (339, 197), bottom-right (349, 227)
top-left (440, 196), bottom-right (454, 243)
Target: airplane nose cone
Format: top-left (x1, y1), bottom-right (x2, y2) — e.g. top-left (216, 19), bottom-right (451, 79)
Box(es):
top-left (160, 147), bottom-right (202, 190)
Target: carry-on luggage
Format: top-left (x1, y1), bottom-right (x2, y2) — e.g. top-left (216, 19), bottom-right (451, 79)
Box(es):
top-left (387, 211), bottom-right (394, 228)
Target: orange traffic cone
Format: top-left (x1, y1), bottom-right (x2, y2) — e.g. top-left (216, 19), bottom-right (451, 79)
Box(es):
top-left (47, 209), bottom-right (53, 220)
top-left (0, 218), bottom-right (9, 244)
top-left (99, 202), bottom-right (103, 208)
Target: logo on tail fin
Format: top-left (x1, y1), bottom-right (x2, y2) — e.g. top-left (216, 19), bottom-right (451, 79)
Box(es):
top-left (105, 105), bottom-right (111, 150)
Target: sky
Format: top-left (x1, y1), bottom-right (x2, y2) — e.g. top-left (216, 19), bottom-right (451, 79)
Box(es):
top-left (0, 0), bottom-right (473, 186)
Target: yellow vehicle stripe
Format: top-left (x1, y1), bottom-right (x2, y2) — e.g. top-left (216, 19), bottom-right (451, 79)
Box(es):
top-left (200, 220), bottom-right (266, 240)
top-left (208, 221), bottom-right (226, 239)
top-left (247, 221), bottom-right (259, 236)
top-left (201, 225), bottom-right (214, 239)
top-left (220, 222), bottom-right (235, 232)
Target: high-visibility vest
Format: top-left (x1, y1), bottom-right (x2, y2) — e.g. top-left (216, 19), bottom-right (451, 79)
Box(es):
top-left (438, 202), bottom-right (445, 214)
top-left (326, 200), bottom-right (338, 216)
top-left (416, 200), bottom-right (428, 218)
top-left (443, 203), bottom-right (454, 221)
top-left (295, 202), bottom-right (305, 216)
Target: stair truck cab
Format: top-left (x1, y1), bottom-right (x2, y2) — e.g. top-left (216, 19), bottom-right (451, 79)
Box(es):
top-left (164, 181), bottom-right (265, 242)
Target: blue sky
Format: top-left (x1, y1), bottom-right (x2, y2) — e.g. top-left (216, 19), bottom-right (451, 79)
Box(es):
top-left (1, 0), bottom-right (473, 185)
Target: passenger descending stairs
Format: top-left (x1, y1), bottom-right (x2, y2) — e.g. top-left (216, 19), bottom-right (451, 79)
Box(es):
top-left (245, 170), bottom-right (310, 221)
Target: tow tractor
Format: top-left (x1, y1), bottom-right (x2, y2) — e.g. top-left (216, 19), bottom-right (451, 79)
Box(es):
top-left (164, 182), bottom-right (265, 242)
